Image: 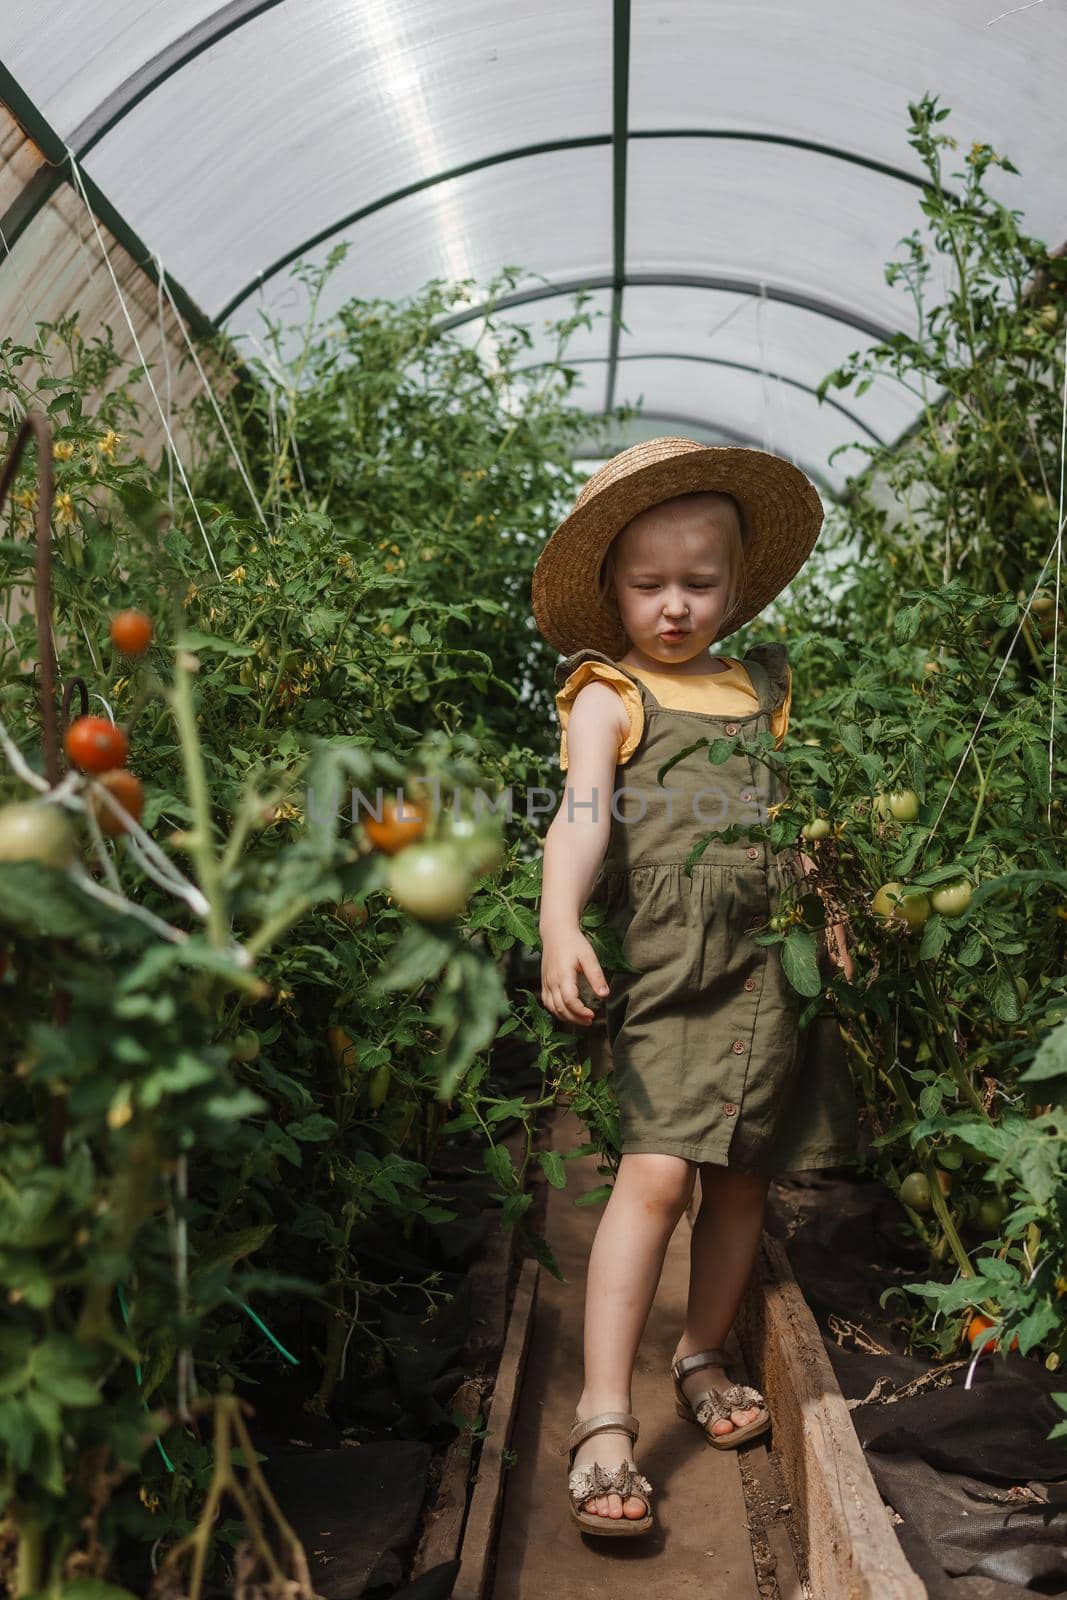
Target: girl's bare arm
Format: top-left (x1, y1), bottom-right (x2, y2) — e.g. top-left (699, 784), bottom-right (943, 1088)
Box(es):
top-left (539, 682), bottom-right (628, 1024)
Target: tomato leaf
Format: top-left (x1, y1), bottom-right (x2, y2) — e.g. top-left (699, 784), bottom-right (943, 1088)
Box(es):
top-left (537, 1150), bottom-right (567, 1189)
top-left (192, 1226), bottom-right (277, 1278)
top-left (919, 916), bottom-right (951, 960)
top-left (987, 968), bottom-right (1021, 1022)
top-left (374, 924), bottom-right (454, 991)
top-left (176, 629), bottom-right (255, 657)
top-left (286, 1113), bottom-right (337, 1142)
top-left (780, 929), bottom-right (822, 997)
top-left (1019, 1017), bottom-right (1067, 1083)
top-left (484, 1142), bottom-right (514, 1190)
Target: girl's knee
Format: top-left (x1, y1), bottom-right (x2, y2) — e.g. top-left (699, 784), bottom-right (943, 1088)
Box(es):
top-left (697, 1162), bottom-right (772, 1206)
top-left (619, 1152), bottom-right (696, 1214)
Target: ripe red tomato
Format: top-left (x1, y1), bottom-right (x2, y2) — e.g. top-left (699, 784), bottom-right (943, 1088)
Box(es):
top-left (109, 609), bottom-right (153, 656)
top-left (362, 796), bottom-right (429, 855)
top-left (90, 770), bottom-right (144, 836)
top-left (966, 1313), bottom-right (1019, 1354)
top-left (65, 715), bottom-right (128, 774)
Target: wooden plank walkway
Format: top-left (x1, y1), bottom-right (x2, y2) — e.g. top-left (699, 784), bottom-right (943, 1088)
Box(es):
top-left (491, 1105), bottom-right (797, 1598)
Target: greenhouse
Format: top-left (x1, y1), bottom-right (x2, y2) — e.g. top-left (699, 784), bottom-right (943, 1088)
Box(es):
top-left (0, 4), bottom-right (1065, 1598)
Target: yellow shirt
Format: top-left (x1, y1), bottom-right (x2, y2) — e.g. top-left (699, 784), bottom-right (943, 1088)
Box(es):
top-left (555, 657), bottom-right (791, 773)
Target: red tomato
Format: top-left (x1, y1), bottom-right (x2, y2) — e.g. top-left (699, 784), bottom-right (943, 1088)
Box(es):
top-left (109, 609), bottom-right (153, 656)
top-left (90, 770), bottom-right (144, 836)
top-left (65, 715), bottom-right (128, 774)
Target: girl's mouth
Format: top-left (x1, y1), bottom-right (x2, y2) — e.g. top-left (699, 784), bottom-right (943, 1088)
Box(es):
top-left (660, 629), bottom-right (687, 641)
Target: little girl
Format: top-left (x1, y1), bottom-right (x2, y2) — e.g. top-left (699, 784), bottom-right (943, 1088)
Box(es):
top-left (531, 436), bottom-right (859, 1539)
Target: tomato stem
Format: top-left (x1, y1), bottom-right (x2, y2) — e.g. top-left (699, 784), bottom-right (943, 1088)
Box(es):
top-left (168, 650), bottom-right (228, 949)
top-left (912, 958), bottom-right (989, 1118)
top-left (963, 745), bottom-right (988, 848)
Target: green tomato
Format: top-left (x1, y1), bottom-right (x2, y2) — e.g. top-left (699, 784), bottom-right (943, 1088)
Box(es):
top-left (974, 1195), bottom-right (1010, 1232)
top-left (0, 801), bottom-right (76, 867)
top-left (367, 1063), bottom-right (392, 1109)
top-left (801, 818), bottom-right (832, 841)
top-left (898, 1171), bottom-right (933, 1212)
top-left (442, 814), bottom-right (506, 876)
top-left (930, 879), bottom-right (973, 918)
top-left (230, 1028), bottom-right (261, 1063)
top-left (871, 881), bottom-right (931, 929)
top-left (887, 790), bottom-right (919, 821)
top-left (387, 841), bottom-right (472, 922)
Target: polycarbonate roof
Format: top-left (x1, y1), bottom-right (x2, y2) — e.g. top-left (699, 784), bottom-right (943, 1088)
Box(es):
top-left (3, 1), bottom-right (1066, 495)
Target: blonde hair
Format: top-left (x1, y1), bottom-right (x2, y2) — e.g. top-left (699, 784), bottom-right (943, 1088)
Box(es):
top-left (595, 491), bottom-right (749, 636)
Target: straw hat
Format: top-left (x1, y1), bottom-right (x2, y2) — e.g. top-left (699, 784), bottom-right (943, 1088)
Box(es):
top-left (531, 436), bottom-right (824, 659)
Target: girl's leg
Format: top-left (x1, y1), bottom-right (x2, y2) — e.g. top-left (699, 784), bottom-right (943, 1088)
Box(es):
top-left (671, 1164), bottom-right (772, 1437)
top-left (572, 1151), bottom-right (696, 1521)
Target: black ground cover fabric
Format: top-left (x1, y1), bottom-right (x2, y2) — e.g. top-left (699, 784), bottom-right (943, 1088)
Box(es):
top-left (764, 1170), bottom-right (1067, 1598)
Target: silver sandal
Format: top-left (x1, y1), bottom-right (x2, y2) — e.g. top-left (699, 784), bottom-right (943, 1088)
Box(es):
top-left (564, 1410), bottom-right (654, 1536)
top-left (670, 1347), bottom-right (771, 1450)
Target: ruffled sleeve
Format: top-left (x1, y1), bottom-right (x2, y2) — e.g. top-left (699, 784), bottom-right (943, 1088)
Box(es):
top-left (554, 661), bottom-right (644, 773)
top-left (770, 663), bottom-right (792, 749)
top-left (745, 642), bottom-right (791, 749)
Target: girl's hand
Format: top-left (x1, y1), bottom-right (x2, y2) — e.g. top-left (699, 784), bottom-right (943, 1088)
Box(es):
top-left (797, 848), bottom-right (854, 982)
top-left (540, 928), bottom-right (610, 1026)
top-left (827, 917), bottom-right (855, 983)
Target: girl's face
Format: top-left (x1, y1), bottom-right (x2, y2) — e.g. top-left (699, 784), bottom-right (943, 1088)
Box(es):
top-left (609, 502), bottom-right (737, 668)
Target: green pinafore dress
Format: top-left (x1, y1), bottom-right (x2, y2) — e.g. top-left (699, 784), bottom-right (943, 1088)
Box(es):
top-left (556, 643), bottom-right (860, 1174)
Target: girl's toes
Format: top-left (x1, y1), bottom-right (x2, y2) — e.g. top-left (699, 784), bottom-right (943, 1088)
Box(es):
top-left (607, 1492), bottom-right (623, 1517)
top-left (624, 1495), bottom-right (647, 1519)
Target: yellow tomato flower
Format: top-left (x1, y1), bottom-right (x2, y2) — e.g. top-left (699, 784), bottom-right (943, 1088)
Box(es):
top-left (54, 492), bottom-right (76, 526)
top-left (96, 429), bottom-right (121, 458)
top-left (226, 566), bottom-right (247, 583)
top-left (52, 441), bottom-right (75, 461)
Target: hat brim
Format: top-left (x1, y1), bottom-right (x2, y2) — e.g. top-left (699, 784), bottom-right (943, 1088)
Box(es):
top-left (532, 445), bottom-right (824, 659)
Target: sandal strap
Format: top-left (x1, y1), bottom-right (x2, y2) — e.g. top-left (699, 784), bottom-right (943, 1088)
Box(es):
top-left (568, 1460), bottom-right (653, 1512)
top-left (671, 1347), bottom-right (731, 1382)
top-left (692, 1382), bottom-right (766, 1426)
top-left (565, 1409), bottom-right (639, 1454)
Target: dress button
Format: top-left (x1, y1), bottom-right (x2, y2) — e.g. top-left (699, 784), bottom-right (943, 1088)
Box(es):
top-left (741, 789), bottom-right (754, 802)
top-left (723, 1103), bottom-right (737, 1116)
top-left (746, 846), bottom-right (760, 860)
top-left (749, 914), bottom-right (762, 928)
top-left (725, 722), bottom-right (739, 736)
top-left (744, 978), bottom-right (757, 991)
top-left (732, 1039), bottom-right (747, 1054)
